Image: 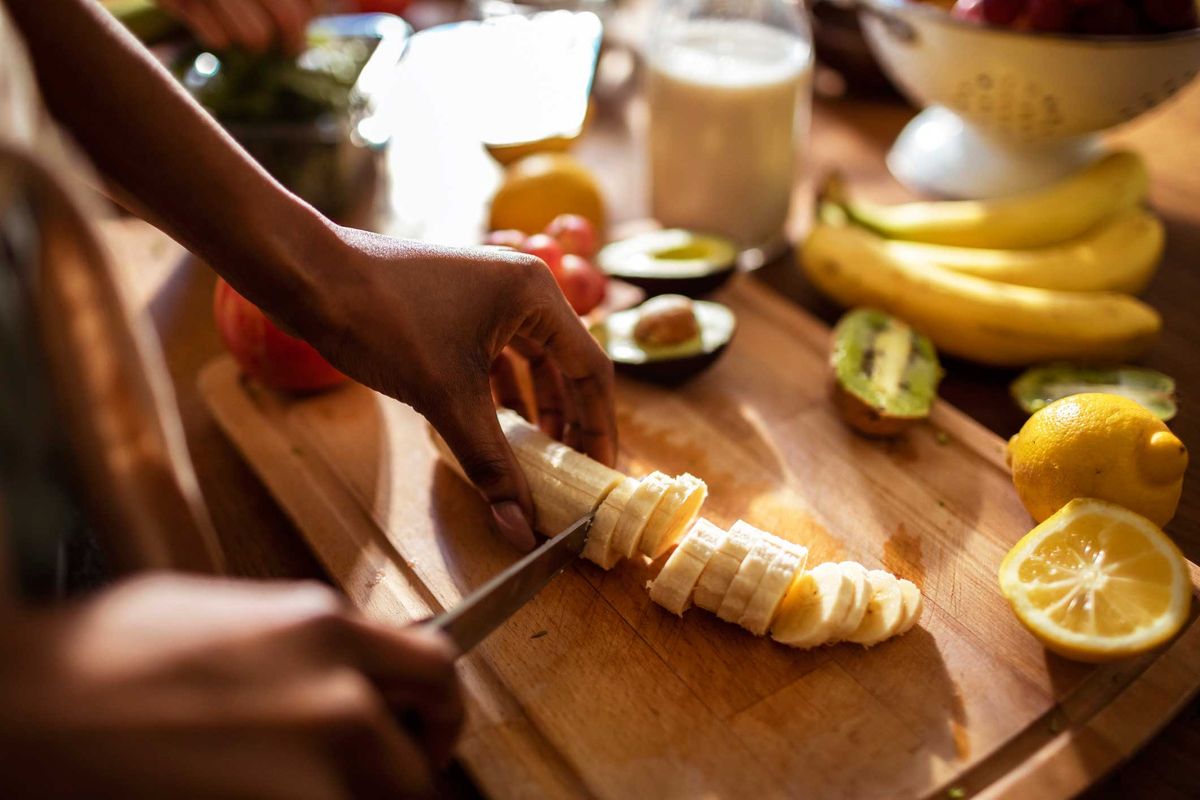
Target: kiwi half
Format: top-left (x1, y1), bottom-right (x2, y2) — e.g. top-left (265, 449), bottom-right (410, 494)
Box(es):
top-left (831, 309), bottom-right (942, 437)
top-left (1011, 363), bottom-right (1177, 421)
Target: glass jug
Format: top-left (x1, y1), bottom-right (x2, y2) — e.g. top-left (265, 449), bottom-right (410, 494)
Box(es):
top-left (645, 0), bottom-right (814, 257)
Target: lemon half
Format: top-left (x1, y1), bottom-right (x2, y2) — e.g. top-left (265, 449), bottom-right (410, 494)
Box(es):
top-left (998, 497), bottom-right (1192, 662)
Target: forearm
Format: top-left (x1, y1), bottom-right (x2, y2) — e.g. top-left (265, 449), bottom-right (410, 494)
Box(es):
top-left (2, 0), bottom-right (336, 317)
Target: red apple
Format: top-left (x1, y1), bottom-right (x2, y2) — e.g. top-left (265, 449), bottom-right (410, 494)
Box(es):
top-left (213, 279), bottom-right (347, 393)
top-left (520, 233), bottom-right (566, 278)
top-left (484, 229), bottom-right (527, 249)
top-left (544, 214), bottom-right (600, 259)
top-left (557, 254), bottom-right (607, 316)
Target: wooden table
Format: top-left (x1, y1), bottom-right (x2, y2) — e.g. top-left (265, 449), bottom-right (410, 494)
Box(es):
top-left (109, 7), bottom-right (1200, 796)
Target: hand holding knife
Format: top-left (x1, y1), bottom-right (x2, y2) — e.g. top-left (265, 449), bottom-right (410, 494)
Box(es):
top-left (424, 513), bottom-right (595, 655)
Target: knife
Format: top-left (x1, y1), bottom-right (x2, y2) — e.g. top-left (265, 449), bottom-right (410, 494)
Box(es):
top-left (425, 512), bottom-right (594, 654)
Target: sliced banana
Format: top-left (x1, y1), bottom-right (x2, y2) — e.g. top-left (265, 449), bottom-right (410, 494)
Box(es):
top-left (693, 521), bottom-right (758, 613)
top-left (845, 569), bottom-right (906, 647)
top-left (828, 561), bottom-right (870, 642)
top-left (497, 410), bottom-right (625, 534)
top-left (648, 518), bottom-right (726, 616)
top-left (581, 476), bottom-right (640, 569)
top-left (639, 473), bottom-right (708, 560)
top-left (738, 543), bottom-right (808, 636)
top-left (610, 471), bottom-right (673, 560)
top-left (894, 578), bottom-right (924, 636)
top-left (716, 523), bottom-right (783, 623)
top-left (770, 561), bottom-right (854, 648)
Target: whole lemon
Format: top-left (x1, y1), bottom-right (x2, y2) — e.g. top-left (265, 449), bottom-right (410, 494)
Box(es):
top-left (1007, 393), bottom-right (1188, 527)
top-left (488, 153), bottom-right (606, 235)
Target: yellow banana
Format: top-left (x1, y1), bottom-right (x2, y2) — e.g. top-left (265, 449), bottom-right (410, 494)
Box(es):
top-left (879, 207), bottom-right (1163, 294)
top-left (800, 211), bottom-right (1161, 366)
top-left (833, 151), bottom-right (1149, 248)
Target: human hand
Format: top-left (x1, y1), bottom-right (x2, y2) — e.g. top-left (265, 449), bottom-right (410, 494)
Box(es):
top-left (287, 227), bottom-right (617, 552)
top-left (0, 574), bottom-right (462, 799)
top-left (157, 0), bottom-right (319, 55)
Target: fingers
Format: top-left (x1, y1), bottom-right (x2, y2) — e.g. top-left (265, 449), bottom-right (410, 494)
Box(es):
top-left (161, 0), bottom-right (230, 50)
top-left (427, 388), bottom-right (537, 551)
top-left (519, 299), bottom-right (618, 467)
top-left (258, 0), bottom-right (315, 55)
top-left (208, 0), bottom-right (274, 53)
top-left (322, 673), bottom-right (438, 799)
top-left (342, 623), bottom-right (464, 768)
top-left (509, 336), bottom-right (567, 441)
top-left (489, 348), bottom-right (533, 424)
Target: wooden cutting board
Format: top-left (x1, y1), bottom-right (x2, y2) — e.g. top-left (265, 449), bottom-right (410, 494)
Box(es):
top-left (200, 277), bottom-right (1200, 800)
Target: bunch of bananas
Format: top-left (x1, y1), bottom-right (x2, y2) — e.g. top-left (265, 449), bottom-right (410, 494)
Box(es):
top-left (800, 152), bottom-right (1165, 366)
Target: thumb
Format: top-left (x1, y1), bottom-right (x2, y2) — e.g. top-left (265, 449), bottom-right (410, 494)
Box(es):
top-left (430, 391), bottom-right (537, 552)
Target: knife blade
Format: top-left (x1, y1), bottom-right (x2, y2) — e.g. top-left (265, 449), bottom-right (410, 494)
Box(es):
top-left (426, 512), bottom-right (594, 654)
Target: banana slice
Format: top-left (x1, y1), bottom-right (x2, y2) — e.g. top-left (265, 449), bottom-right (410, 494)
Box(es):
top-left (497, 410), bottom-right (625, 534)
top-left (581, 476), bottom-right (640, 569)
top-left (610, 471), bottom-right (673, 560)
top-left (828, 561), bottom-right (870, 642)
top-left (716, 523), bottom-right (783, 623)
top-left (845, 570), bottom-right (905, 647)
top-left (693, 521), bottom-right (759, 612)
top-left (770, 562), bottom-right (854, 649)
top-left (648, 518), bottom-right (725, 616)
top-left (738, 543), bottom-right (808, 636)
top-left (639, 473), bottom-right (708, 560)
top-left (894, 578), bottom-right (924, 636)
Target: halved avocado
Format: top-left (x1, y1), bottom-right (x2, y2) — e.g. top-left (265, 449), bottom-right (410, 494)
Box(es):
top-left (597, 229), bottom-right (738, 297)
top-left (590, 297), bottom-right (736, 383)
top-left (1012, 363), bottom-right (1177, 421)
top-left (831, 309), bottom-right (942, 437)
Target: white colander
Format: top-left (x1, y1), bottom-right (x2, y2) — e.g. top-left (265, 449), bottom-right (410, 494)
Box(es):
top-left (857, 0), bottom-right (1200, 197)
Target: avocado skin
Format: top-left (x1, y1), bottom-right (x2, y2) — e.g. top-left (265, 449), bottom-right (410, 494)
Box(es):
top-left (613, 344), bottom-right (731, 385)
top-left (617, 268), bottom-right (736, 299)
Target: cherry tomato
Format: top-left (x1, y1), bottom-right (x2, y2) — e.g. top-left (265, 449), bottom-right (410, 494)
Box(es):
top-left (544, 214), bottom-right (600, 260)
top-left (557, 254), bottom-right (607, 316)
top-left (350, 0), bottom-right (412, 16)
top-left (520, 233), bottom-right (566, 279)
top-left (213, 279), bottom-right (347, 393)
top-left (484, 229), bottom-right (527, 249)
top-left (1027, 0), bottom-right (1073, 30)
top-left (982, 0), bottom-right (1028, 25)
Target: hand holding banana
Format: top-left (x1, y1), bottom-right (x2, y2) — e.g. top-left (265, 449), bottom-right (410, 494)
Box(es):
top-left (801, 151), bottom-right (1164, 367)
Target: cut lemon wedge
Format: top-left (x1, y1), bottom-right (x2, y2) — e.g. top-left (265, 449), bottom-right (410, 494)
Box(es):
top-left (998, 498), bottom-right (1192, 662)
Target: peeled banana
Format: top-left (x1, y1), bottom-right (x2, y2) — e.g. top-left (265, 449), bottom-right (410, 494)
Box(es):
top-left (833, 150), bottom-right (1148, 249)
top-left (693, 521), bottom-right (758, 612)
top-left (639, 473), bottom-right (707, 560)
top-left (434, 411), bottom-right (921, 652)
top-left (648, 519), bottom-right (725, 616)
top-left (872, 207), bottom-right (1163, 294)
top-left (801, 210), bottom-right (1161, 366)
top-left (739, 544), bottom-right (808, 636)
top-left (770, 563), bottom-right (853, 649)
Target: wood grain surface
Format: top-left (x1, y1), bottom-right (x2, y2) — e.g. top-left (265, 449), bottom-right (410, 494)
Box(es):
top-left (199, 273), bottom-right (1200, 799)
top-left (100, 2), bottom-right (1200, 795)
